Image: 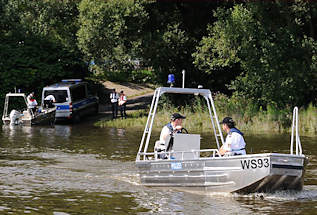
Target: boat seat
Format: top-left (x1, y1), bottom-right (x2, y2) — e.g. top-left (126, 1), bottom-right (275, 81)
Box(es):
top-left (22, 110), bottom-right (32, 120)
top-left (154, 135), bottom-right (171, 159)
top-left (172, 133), bottom-right (200, 160)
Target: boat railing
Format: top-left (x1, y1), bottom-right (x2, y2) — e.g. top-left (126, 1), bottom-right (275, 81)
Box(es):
top-left (137, 149), bottom-right (221, 161)
top-left (290, 106), bottom-right (302, 155)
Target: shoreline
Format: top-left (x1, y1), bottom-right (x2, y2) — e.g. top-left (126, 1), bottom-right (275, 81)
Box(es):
top-left (94, 83), bottom-right (316, 135)
top-left (95, 107), bottom-right (317, 135)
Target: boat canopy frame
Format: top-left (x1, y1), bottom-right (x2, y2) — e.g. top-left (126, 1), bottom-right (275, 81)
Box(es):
top-left (2, 93), bottom-right (35, 119)
top-left (136, 87), bottom-right (225, 161)
top-left (136, 87), bottom-right (303, 162)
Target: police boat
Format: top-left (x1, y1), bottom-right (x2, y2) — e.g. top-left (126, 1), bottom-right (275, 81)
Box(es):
top-left (2, 93), bottom-right (56, 126)
top-left (135, 87), bottom-right (306, 193)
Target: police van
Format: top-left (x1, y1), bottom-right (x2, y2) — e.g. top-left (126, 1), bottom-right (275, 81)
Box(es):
top-left (41, 79), bottom-right (99, 122)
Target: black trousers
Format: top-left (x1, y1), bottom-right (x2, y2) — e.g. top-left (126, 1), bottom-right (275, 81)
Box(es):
top-left (44, 100), bottom-right (54, 108)
top-left (120, 104), bottom-right (127, 118)
top-left (111, 102), bottom-right (118, 118)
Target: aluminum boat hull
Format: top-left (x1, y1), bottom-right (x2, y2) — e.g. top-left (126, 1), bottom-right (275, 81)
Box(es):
top-left (136, 153), bottom-right (306, 193)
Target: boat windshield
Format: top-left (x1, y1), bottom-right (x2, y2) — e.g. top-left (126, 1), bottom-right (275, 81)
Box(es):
top-left (6, 96), bottom-right (27, 114)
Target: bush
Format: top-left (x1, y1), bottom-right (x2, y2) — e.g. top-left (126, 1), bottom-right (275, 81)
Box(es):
top-left (96, 92), bottom-right (317, 134)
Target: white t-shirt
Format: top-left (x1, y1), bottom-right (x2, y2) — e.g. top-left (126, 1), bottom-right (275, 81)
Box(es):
top-left (44, 95), bottom-right (56, 102)
top-left (27, 94), bottom-right (37, 108)
top-left (110, 93), bottom-right (119, 103)
top-left (27, 94), bottom-right (32, 102)
top-left (28, 100), bottom-right (38, 108)
top-left (160, 125), bottom-right (171, 142)
top-left (223, 132), bottom-right (246, 155)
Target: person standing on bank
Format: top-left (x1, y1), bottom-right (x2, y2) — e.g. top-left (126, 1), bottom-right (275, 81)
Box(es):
top-left (119, 90), bottom-right (127, 119)
top-left (219, 117), bottom-right (246, 156)
top-left (110, 89), bottom-right (119, 119)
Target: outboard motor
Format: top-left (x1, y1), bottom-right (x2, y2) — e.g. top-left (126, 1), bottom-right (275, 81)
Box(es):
top-left (9, 109), bottom-right (21, 125)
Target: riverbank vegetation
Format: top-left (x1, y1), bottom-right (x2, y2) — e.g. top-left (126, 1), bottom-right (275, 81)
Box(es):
top-left (1, 1), bottom-right (316, 126)
top-left (96, 94), bottom-right (317, 134)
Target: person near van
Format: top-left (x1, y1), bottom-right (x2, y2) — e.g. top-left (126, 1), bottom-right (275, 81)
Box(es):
top-left (27, 92), bottom-right (38, 114)
top-left (110, 89), bottom-right (119, 119)
top-left (219, 117), bottom-right (246, 156)
top-left (44, 94), bottom-right (56, 108)
top-left (119, 90), bottom-right (127, 119)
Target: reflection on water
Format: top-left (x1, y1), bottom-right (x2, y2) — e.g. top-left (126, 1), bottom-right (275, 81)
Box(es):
top-left (2, 125), bottom-right (72, 141)
top-left (0, 124), bottom-right (317, 214)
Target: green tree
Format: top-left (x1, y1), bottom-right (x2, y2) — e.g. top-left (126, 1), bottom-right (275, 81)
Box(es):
top-left (0, 0), bottom-right (87, 113)
top-left (77, 0), bottom-right (148, 80)
top-left (18, 0), bottom-right (81, 51)
top-left (194, 2), bottom-right (317, 108)
top-left (141, 1), bottom-right (232, 88)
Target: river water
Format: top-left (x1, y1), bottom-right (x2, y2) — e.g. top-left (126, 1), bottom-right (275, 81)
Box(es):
top-left (0, 120), bottom-right (316, 214)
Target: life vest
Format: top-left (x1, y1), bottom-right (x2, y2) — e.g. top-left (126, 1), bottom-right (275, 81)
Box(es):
top-left (228, 127), bottom-right (246, 153)
top-left (120, 94), bottom-right (126, 101)
top-left (119, 94), bottom-right (127, 105)
top-left (110, 93), bottom-right (119, 103)
top-left (165, 122), bottom-right (182, 151)
top-left (229, 127), bottom-right (244, 136)
top-left (166, 122), bottom-right (173, 133)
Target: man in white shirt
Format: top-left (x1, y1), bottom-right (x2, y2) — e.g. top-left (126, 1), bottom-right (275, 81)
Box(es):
top-left (219, 117), bottom-right (246, 156)
top-left (109, 89), bottom-right (119, 119)
top-left (159, 113), bottom-right (186, 151)
top-left (27, 92), bottom-right (38, 113)
top-left (44, 94), bottom-right (56, 108)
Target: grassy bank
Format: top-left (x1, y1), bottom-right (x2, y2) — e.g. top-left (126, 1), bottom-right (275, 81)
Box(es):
top-left (96, 94), bottom-right (317, 134)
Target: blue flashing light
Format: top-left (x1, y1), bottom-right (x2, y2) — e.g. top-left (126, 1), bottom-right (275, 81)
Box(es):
top-left (62, 79), bottom-right (82, 83)
top-left (167, 74), bottom-right (175, 84)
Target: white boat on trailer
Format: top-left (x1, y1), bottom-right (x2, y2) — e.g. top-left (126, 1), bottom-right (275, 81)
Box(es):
top-left (135, 87), bottom-right (307, 193)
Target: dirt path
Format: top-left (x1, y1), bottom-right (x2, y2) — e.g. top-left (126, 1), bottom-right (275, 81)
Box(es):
top-left (98, 81), bottom-right (154, 114)
top-left (102, 81), bottom-right (154, 98)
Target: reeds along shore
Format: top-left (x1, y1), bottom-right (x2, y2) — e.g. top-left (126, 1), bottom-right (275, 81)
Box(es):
top-left (96, 95), bottom-right (317, 134)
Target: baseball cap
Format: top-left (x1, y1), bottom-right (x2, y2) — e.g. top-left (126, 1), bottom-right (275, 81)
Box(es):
top-left (220, 117), bottom-right (234, 125)
top-left (171, 113), bottom-right (186, 121)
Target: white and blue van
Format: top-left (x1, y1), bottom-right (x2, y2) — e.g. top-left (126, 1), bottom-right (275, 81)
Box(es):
top-left (41, 79), bottom-right (99, 122)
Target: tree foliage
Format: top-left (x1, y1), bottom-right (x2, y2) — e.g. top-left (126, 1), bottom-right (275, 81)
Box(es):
top-left (194, 2), bottom-right (317, 108)
top-left (1, 0), bottom-right (316, 115)
top-left (141, 2), bottom-right (225, 87)
top-left (77, 0), bottom-right (148, 78)
top-left (0, 0), bottom-right (87, 109)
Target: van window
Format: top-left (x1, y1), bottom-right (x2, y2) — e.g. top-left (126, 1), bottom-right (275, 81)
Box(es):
top-left (70, 85), bottom-right (86, 102)
top-left (44, 90), bottom-right (68, 103)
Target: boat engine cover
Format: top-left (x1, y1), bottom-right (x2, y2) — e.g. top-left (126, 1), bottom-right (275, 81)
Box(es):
top-left (9, 109), bottom-right (21, 125)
